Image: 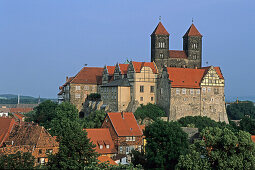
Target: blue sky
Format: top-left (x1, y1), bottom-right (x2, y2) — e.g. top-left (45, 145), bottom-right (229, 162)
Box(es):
top-left (0, 0), bottom-right (254, 98)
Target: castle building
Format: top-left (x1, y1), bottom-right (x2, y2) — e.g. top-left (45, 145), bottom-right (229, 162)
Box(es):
top-left (151, 22), bottom-right (202, 71)
top-left (58, 21), bottom-right (229, 123)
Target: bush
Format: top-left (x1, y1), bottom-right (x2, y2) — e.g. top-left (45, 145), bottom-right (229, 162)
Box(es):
top-left (87, 93), bottom-right (101, 101)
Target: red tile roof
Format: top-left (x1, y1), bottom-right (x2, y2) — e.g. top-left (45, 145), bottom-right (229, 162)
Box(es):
top-left (107, 112), bottom-right (143, 137)
top-left (169, 50), bottom-right (188, 59)
top-left (85, 128), bottom-right (117, 154)
top-left (152, 22), bottom-right (169, 35)
top-left (132, 61), bottom-right (158, 74)
top-left (167, 67), bottom-right (224, 88)
top-left (0, 118), bottom-right (16, 147)
top-left (10, 108), bottom-right (33, 114)
top-left (119, 64), bottom-right (129, 74)
top-left (70, 67), bottom-right (104, 85)
top-left (63, 77), bottom-right (74, 86)
top-left (107, 66), bottom-right (116, 76)
top-left (251, 136), bottom-right (255, 143)
top-left (184, 24), bottom-right (202, 37)
top-left (13, 113), bottom-right (25, 122)
top-left (98, 155), bottom-right (117, 165)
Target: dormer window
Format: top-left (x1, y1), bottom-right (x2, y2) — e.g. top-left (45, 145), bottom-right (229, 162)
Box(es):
top-left (106, 145), bottom-right (110, 149)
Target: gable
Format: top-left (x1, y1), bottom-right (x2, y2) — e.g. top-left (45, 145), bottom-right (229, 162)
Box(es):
top-left (200, 66), bottom-right (224, 86)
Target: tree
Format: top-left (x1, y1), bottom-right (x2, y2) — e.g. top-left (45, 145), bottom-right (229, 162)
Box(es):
top-left (178, 116), bottom-right (229, 132)
top-left (239, 116), bottom-right (255, 135)
top-left (48, 119), bottom-right (98, 169)
top-left (81, 110), bottom-right (107, 129)
top-left (134, 103), bottom-right (165, 124)
top-left (176, 127), bottom-right (255, 170)
top-left (0, 151), bottom-right (35, 169)
top-left (144, 120), bottom-right (188, 169)
top-left (227, 101), bottom-right (255, 120)
top-left (24, 100), bottom-right (58, 129)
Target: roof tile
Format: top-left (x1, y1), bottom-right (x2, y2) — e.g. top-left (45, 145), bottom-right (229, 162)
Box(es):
top-left (152, 22), bottom-right (169, 35)
top-left (184, 24), bottom-right (202, 37)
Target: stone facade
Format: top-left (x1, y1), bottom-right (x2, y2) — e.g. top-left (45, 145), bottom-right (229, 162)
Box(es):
top-left (157, 66), bottom-right (229, 123)
top-left (151, 22), bottom-right (202, 71)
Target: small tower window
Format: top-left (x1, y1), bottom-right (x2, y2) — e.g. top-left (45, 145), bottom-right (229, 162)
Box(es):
top-left (159, 53), bottom-right (164, 59)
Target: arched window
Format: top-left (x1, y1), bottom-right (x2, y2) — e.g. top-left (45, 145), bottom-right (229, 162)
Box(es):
top-left (159, 53), bottom-right (164, 59)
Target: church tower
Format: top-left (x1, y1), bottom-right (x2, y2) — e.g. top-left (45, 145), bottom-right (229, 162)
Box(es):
top-left (183, 24), bottom-right (203, 68)
top-left (151, 22), bottom-right (170, 71)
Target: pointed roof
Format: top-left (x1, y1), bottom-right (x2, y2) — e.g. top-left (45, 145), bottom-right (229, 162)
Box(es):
top-left (184, 24), bottom-right (202, 37)
top-left (151, 22), bottom-right (169, 36)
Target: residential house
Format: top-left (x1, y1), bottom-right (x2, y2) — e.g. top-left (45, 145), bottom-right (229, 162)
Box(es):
top-left (101, 112), bottom-right (143, 162)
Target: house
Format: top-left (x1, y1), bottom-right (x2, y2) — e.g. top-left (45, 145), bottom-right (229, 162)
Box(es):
top-left (0, 123), bottom-right (59, 166)
top-left (0, 117), bottom-right (16, 147)
top-left (101, 112), bottom-right (143, 163)
top-left (58, 67), bottom-right (104, 112)
top-left (85, 128), bottom-right (117, 157)
top-left (98, 155), bottom-right (118, 165)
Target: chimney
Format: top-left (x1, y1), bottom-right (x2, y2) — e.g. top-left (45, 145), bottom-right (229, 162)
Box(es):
top-left (121, 112), bottom-right (124, 119)
top-left (66, 76), bottom-right (69, 81)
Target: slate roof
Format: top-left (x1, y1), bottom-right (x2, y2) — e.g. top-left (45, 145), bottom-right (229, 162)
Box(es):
top-left (184, 24), bottom-right (202, 37)
top-left (101, 78), bottom-right (130, 87)
top-left (107, 112), bottom-right (143, 137)
top-left (151, 22), bottom-right (169, 35)
top-left (85, 128), bottom-right (117, 154)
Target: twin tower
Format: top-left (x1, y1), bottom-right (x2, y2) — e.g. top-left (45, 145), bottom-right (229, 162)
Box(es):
top-left (151, 22), bottom-right (203, 70)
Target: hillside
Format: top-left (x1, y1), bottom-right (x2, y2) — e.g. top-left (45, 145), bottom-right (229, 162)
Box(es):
top-left (0, 94), bottom-right (57, 104)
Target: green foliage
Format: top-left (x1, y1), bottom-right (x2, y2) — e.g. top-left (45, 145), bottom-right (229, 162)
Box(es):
top-left (239, 116), bottom-right (255, 135)
top-left (227, 101), bottom-right (255, 120)
top-left (85, 162), bottom-right (143, 170)
top-left (176, 127), bottom-right (255, 170)
top-left (134, 103), bottom-right (165, 124)
top-left (87, 93), bottom-right (101, 101)
top-left (81, 110), bottom-right (107, 129)
top-left (178, 116), bottom-right (229, 132)
top-left (48, 119), bottom-right (98, 169)
top-left (0, 151), bottom-right (35, 169)
top-left (144, 120), bottom-right (188, 169)
top-left (24, 100), bottom-right (58, 129)
top-left (131, 150), bottom-right (146, 168)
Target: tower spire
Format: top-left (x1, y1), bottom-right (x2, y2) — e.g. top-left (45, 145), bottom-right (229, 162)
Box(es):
top-left (159, 16), bottom-right (161, 22)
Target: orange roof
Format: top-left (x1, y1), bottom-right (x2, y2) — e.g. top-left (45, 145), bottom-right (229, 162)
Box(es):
top-left (70, 67), bottom-right (104, 85)
top-left (184, 24), bottom-right (202, 37)
top-left (132, 61), bottom-right (157, 74)
top-left (167, 67), bottom-right (224, 88)
top-left (119, 64), bottom-right (129, 74)
top-left (13, 113), bottom-right (25, 121)
top-left (63, 77), bottom-right (74, 86)
top-left (152, 22), bottom-right (169, 35)
top-left (251, 136), bottom-right (255, 143)
top-left (10, 108), bottom-right (33, 114)
top-left (139, 125), bottom-right (145, 133)
top-left (0, 118), bottom-right (16, 147)
top-left (98, 155), bottom-right (117, 165)
top-left (85, 128), bottom-right (117, 154)
top-left (107, 112), bottom-right (143, 136)
top-left (107, 66), bottom-right (116, 76)
top-left (169, 50), bottom-right (188, 59)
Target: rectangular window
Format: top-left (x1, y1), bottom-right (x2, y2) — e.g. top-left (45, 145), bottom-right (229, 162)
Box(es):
top-left (106, 145), bottom-right (110, 149)
top-left (140, 85), bottom-right (144, 93)
top-left (176, 88), bottom-right (180, 94)
top-left (150, 86), bottom-right (154, 93)
top-left (100, 145), bottom-right (103, 149)
top-left (75, 93), bottom-right (81, 99)
top-left (196, 89), bottom-right (200, 94)
top-left (190, 89), bottom-right (194, 94)
top-left (202, 87), bottom-right (206, 93)
top-left (126, 146), bottom-right (130, 154)
top-left (140, 97), bottom-right (143, 101)
top-left (133, 137), bottom-right (136, 141)
top-left (126, 137), bottom-right (129, 141)
top-left (151, 97), bottom-right (154, 101)
top-left (120, 146), bottom-right (123, 153)
top-left (76, 86), bottom-right (80, 91)
top-left (182, 88), bottom-right (186, 94)
top-left (208, 87), bottom-right (211, 92)
top-left (160, 88), bottom-right (163, 95)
